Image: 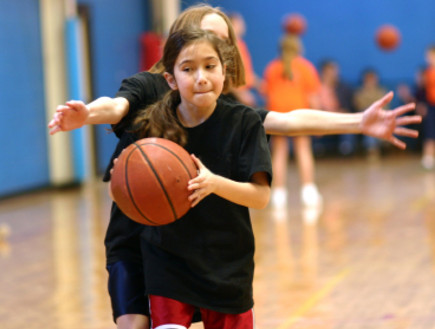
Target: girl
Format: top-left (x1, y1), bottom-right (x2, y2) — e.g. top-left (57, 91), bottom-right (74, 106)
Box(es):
top-left (134, 27), bottom-right (271, 329)
top-left (262, 34), bottom-right (322, 208)
top-left (48, 4), bottom-right (420, 329)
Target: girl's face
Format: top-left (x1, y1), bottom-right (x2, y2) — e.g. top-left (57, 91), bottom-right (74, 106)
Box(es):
top-left (200, 13), bottom-right (229, 40)
top-left (165, 40), bottom-right (226, 113)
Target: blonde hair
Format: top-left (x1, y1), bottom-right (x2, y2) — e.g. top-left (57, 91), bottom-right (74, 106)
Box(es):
top-left (280, 34), bottom-right (302, 80)
top-left (149, 4), bottom-right (245, 89)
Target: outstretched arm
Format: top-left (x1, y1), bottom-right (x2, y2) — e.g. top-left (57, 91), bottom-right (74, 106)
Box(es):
top-left (187, 155), bottom-right (270, 209)
top-left (263, 91), bottom-right (421, 149)
top-left (48, 97), bottom-right (129, 135)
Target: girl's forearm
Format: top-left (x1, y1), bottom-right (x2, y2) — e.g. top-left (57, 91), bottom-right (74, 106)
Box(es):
top-left (213, 175), bottom-right (270, 209)
top-left (86, 97), bottom-right (129, 125)
top-left (264, 109), bottom-right (363, 136)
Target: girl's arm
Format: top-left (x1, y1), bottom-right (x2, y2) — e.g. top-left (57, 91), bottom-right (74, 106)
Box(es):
top-left (263, 91), bottom-right (421, 150)
top-left (188, 155), bottom-right (270, 209)
top-left (48, 97), bottom-right (129, 135)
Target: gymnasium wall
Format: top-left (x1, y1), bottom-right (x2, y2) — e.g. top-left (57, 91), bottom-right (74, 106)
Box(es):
top-left (184, 0), bottom-right (435, 89)
top-left (0, 0), bottom-right (49, 197)
top-left (0, 0), bottom-right (148, 198)
top-left (77, 0), bottom-right (149, 175)
top-left (1, 0), bottom-right (434, 198)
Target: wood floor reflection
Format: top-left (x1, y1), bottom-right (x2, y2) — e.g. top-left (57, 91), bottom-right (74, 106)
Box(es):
top-left (1, 153), bottom-right (435, 329)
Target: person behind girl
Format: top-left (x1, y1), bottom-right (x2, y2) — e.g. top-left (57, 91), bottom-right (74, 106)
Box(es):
top-left (47, 4), bottom-right (421, 329)
top-left (262, 34), bottom-right (322, 209)
top-left (227, 11), bottom-right (262, 107)
top-left (129, 27), bottom-right (272, 329)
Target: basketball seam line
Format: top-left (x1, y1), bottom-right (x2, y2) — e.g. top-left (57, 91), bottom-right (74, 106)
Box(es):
top-left (135, 142), bottom-right (178, 221)
top-left (142, 142), bottom-right (195, 179)
top-left (125, 148), bottom-right (159, 225)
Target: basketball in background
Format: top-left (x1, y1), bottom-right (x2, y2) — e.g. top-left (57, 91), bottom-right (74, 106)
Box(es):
top-left (283, 13), bottom-right (307, 35)
top-left (110, 138), bottom-right (198, 226)
top-left (375, 24), bottom-right (401, 51)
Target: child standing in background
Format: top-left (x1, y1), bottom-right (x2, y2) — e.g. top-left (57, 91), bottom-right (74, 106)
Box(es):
top-left (262, 34), bottom-right (322, 209)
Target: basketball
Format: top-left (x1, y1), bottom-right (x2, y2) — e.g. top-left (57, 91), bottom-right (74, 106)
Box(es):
top-left (375, 24), bottom-right (401, 51)
top-left (283, 13), bottom-right (307, 35)
top-left (110, 137), bottom-right (198, 226)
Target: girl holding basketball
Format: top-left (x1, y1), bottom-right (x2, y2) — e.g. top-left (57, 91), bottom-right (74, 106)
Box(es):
top-left (129, 27), bottom-right (272, 329)
top-left (47, 5), bottom-right (421, 329)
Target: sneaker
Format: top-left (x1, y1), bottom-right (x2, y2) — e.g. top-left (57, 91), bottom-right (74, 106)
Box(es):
top-left (302, 206), bottom-right (321, 224)
top-left (422, 156), bottom-right (435, 170)
top-left (271, 187), bottom-right (287, 209)
top-left (301, 184), bottom-right (322, 208)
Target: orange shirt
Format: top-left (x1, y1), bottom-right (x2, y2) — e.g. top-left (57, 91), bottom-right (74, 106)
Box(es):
top-left (425, 67), bottom-right (435, 105)
top-left (262, 56), bottom-right (321, 112)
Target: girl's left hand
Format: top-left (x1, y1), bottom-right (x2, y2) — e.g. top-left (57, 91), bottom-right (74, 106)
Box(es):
top-left (361, 91), bottom-right (421, 149)
top-left (188, 154), bottom-right (216, 207)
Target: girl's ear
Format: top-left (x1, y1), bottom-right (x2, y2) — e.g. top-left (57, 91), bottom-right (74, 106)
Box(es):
top-left (164, 72), bottom-right (178, 90)
top-left (222, 64), bottom-right (226, 78)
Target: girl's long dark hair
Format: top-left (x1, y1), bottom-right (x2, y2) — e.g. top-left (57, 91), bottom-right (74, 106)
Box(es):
top-left (131, 29), bottom-right (234, 146)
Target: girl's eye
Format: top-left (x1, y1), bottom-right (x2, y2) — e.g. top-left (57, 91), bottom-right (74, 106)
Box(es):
top-left (206, 64), bottom-right (216, 69)
top-left (182, 67), bottom-right (191, 72)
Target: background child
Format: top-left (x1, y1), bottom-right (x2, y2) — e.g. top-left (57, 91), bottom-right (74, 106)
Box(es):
top-left (262, 34), bottom-right (322, 209)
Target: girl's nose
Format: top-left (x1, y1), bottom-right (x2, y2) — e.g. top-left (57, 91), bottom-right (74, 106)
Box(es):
top-left (196, 69), bottom-right (207, 84)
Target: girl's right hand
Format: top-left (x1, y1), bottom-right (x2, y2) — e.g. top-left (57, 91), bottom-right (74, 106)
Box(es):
top-left (48, 100), bottom-right (90, 135)
top-left (187, 154), bottom-right (217, 207)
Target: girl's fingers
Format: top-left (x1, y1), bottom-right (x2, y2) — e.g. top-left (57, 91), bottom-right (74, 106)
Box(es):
top-left (373, 91), bottom-right (394, 108)
top-left (188, 182), bottom-right (200, 191)
top-left (191, 154), bottom-right (204, 169)
top-left (49, 125), bottom-right (61, 135)
top-left (389, 137), bottom-right (406, 150)
top-left (392, 102), bottom-right (416, 117)
top-left (393, 127), bottom-right (419, 137)
top-left (395, 115), bottom-right (422, 126)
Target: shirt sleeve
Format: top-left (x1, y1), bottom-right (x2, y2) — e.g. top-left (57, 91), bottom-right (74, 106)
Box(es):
top-left (252, 107), bottom-right (269, 123)
top-left (112, 72), bottom-right (167, 137)
top-left (238, 109), bottom-right (272, 185)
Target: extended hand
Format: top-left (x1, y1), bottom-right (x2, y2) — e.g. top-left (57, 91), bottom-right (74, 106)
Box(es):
top-left (187, 154), bottom-right (216, 207)
top-left (48, 100), bottom-right (90, 135)
top-left (361, 91), bottom-right (422, 149)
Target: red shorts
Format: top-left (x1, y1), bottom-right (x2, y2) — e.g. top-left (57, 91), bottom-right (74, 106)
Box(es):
top-left (149, 295), bottom-right (254, 329)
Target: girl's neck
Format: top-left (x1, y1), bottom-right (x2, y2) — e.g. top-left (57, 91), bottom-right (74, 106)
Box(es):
top-left (176, 101), bottom-right (217, 128)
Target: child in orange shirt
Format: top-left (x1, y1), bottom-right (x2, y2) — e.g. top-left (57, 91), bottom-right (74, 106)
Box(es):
top-left (262, 34), bottom-right (322, 208)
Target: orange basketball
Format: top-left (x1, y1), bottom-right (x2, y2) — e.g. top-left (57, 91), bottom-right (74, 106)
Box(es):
top-left (283, 13), bottom-right (307, 35)
top-left (110, 137), bottom-right (197, 226)
top-left (375, 24), bottom-right (401, 51)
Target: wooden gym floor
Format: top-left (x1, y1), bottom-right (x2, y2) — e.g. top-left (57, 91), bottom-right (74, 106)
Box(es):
top-left (1, 153), bottom-right (435, 329)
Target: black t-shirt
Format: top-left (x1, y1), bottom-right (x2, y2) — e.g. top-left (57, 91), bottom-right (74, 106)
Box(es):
top-left (104, 72), bottom-right (168, 264)
top-left (104, 71), bottom-right (270, 266)
top-left (141, 99), bottom-right (272, 314)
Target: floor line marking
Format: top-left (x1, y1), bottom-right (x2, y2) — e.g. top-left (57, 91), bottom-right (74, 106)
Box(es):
top-left (276, 268), bottom-right (351, 329)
